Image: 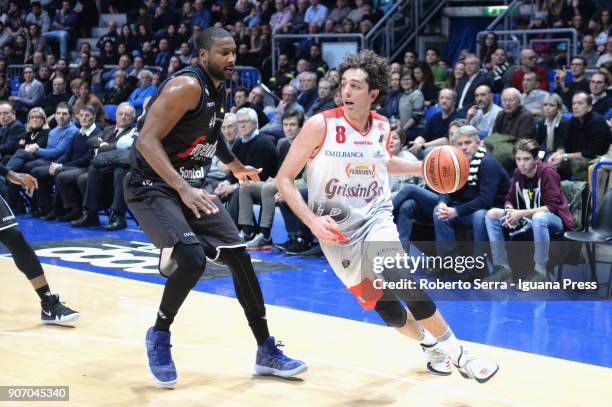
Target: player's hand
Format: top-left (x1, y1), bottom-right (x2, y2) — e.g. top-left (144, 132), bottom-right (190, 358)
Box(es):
top-left (308, 216), bottom-right (350, 245)
top-left (7, 171), bottom-right (38, 195)
top-left (178, 184), bottom-right (219, 218)
top-left (233, 165), bottom-right (261, 183)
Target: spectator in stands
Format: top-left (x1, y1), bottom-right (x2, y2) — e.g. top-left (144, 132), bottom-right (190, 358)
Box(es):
top-left (100, 41), bottom-right (118, 66)
top-left (85, 56), bottom-right (104, 93)
top-left (37, 64), bottom-right (52, 95)
top-left (408, 88), bottom-right (459, 157)
top-left (102, 54), bottom-right (132, 89)
top-left (274, 111), bottom-right (312, 254)
top-left (192, 0), bottom-right (211, 30)
top-left (547, 0), bottom-right (572, 28)
top-left (153, 38), bottom-right (173, 69)
top-left (570, 14), bottom-right (587, 37)
top-left (127, 70), bottom-right (157, 112)
top-left (492, 87), bottom-right (536, 140)
top-left (479, 32), bottom-right (498, 70)
top-left (596, 36), bottom-right (612, 67)
top-left (589, 72), bottom-right (611, 115)
top-left (231, 107), bottom-right (279, 232)
top-left (578, 34), bottom-right (599, 67)
top-left (487, 87), bottom-right (536, 172)
top-left (361, 0), bottom-right (382, 24)
top-left (152, 0), bottom-right (178, 36)
top-left (306, 43), bottom-right (329, 78)
top-left (0, 21), bottom-right (13, 49)
top-left (548, 92), bottom-right (611, 180)
top-left (358, 18), bottom-right (373, 36)
top-left (71, 103), bottom-right (136, 229)
top-left (487, 47), bottom-right (514, 93)
top-left (485, 138), bottom-right (574, 282)
top-left (402, 49), bottom-right (418, 70)
top-left (26, 1), bottom-right (50, 33)
top-left (593, 9), bottom-right (611, 52)
top-left (9, 103), bottom-right (78, 215)
top-left (446, 61), bottom-right (465, 91)
top-left (456, 54), bottom-right (489, 112)
top-left (44, 0), bottom-right (76, 59)
top-left (73, 81), bottom-right (108, 126)
top-left (120, 24), bottom-right (138, 53)
top-left (535, 93), bottom-right (569, 157)
top-left (9, 66), bottom-right (45, 121)
top-left (260, 84), bottom-right (304, 139)
top-left (231, 86), bottom-right (269, 126)
top-left (0, 75), bottom-right (9, 100)
top-left (287, 0), bottom-right (309, 33)
top-left (297, 71), bottom-right (318, 112)
top-left (328, 0), bottom-right (351, 24)
top-left (425, 48), bottom-right (448, 88)
top-left (44, 77), bottom-right (71, 117)
top-left (67, 78), bottom-right (82, 109)
top-left (555, 56), bottom-right (590, 109)
top-left (467, 84), bottom-right (502, 140)
top-left (0, 102), bottom-right (26, 165)
top-left (398, 70), bottom-right (425, 143)
top-left (521, 71), bottom-right (550, 117)
top-left (413, 61), bottom-right (438, 107)
top-left (512, 48), bottom-right (549, 92)
top-left (25, 23), bottom-right (46, 65)
top-left (96, 20), bottom-right (119, 51)
top-left (177, 43), bottom-right (192, 65)
top-left (305, 0), bottom-right (329, 27)
top-left (378, 71), bottom-right (401, 119)
top-left (433, 125), bottom-right (510, 271)
top-left (103, 70), bottom-right (132, 105)
top-left (270, 0), bottom-right (293, 34)
top-left (306, 77), bottom-right (335, 117)
top-left (6, 1), bottom-right (25, 33)
top-left (207, 114), bottom-right (237, 189)
top-left (34, 105), bottom-right (98, 219)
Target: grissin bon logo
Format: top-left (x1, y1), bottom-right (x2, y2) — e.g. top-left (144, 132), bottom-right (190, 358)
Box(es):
top-left (345, 163), bottom-right (376, 178)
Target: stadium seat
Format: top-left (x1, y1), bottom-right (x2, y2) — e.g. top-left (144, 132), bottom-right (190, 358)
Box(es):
top-left (424, 105), bottom-right (441, 122)
top-left (103, 105), bottom-right (117, 124)
top-left (493, 93), bottom-right (501, 106)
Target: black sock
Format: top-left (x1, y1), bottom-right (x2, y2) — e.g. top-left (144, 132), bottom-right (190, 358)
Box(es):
top-left (219, 248), bottom-right (270, 345)
top-left (261, 227), bottom-right (271, 239)
top-left (154, 309), bottom-right (173, 331)
top-left (35, 285), bottom-right (52, 302)
top-left (242, 225), bottom-right (254, 237)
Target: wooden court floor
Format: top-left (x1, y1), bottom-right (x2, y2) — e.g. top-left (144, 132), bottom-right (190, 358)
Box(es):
top-left (0, 258), bottom-right (610, 406)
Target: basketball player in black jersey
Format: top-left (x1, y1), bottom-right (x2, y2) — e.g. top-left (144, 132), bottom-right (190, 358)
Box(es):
top-left (124, 27), bottom-right (306, 386)
top-left (0, 164), bottom-right (79, 324)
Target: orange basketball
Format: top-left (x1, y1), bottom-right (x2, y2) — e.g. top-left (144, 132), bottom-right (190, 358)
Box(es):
top-left (422, 146), bottom-right (470, 194)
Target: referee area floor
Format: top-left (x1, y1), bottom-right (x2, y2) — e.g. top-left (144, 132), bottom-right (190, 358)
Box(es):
top-left (0, 215), bottom-right (611, 406)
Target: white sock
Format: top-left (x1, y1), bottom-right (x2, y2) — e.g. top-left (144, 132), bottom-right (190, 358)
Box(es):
top-left (436, 328), bottom-right (463, 364)
top-left (419, 328), bottom-right (437, 346)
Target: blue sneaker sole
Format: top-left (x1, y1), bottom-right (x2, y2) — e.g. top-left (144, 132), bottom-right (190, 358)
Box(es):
top-left (254, 363), bottom-right (308, 377)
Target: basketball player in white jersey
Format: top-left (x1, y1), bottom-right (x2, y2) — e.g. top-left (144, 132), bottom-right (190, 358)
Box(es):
top-left (277, 50), bottom-right (499, 383)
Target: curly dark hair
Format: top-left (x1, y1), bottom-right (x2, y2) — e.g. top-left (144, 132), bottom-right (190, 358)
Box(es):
top-left (337, 49), bottom-right (390, 105)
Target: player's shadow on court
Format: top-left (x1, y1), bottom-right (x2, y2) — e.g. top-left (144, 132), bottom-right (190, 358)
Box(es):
top-left (250, 374), bottom-right (305, 383)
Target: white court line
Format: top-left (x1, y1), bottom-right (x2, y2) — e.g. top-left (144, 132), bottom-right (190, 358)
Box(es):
top-left (0, 330), bottom-right (531, 407)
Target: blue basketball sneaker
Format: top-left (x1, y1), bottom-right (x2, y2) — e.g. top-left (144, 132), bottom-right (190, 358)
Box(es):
top-left (255, 336), bottom-right (307, 377)
top-left (145, 327), bottom-right (178, 386)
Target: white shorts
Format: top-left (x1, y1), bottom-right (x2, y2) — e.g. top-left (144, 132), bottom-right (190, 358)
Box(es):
top-left (321, 216), bottom-right (405, 310)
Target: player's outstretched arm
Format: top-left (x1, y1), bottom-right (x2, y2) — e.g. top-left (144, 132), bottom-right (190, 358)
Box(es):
top-left (388, 156), bottom-right (423, 177)
top-left (135, 76), bottom-right (218, 217)
top-left (6, 170), bottom-right (38, 195)
top-left (276, 115), bottom-right (341, 245)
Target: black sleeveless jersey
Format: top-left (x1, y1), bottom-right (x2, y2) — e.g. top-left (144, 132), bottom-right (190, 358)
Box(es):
top-left (128, 64), bottom-right (235, 188)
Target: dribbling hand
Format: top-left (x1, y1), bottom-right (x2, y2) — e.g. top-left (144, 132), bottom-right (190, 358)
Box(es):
top-left (178, 185), bottom-right (219, 218)
top-left (309, 216), bottom-right (351, 245)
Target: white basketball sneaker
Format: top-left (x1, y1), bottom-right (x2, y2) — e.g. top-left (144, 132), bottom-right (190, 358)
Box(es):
top-left (454, 346), bottom-right (499, 383)
top-left (421, 342), bottom-right (453, 375)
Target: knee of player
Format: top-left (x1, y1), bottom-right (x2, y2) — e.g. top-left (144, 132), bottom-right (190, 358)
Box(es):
top-left (375, 299), bottom-right (407, 328)
top-left (174, 243), bottom-right (207, 273)
top-left (406, 299), bottom-right (437, 321)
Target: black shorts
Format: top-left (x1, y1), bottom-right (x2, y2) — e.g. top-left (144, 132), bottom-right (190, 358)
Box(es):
top-left (124, 171), bottom-right (245, 267)
top-left (0, 195), bottom-right (18, 232)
